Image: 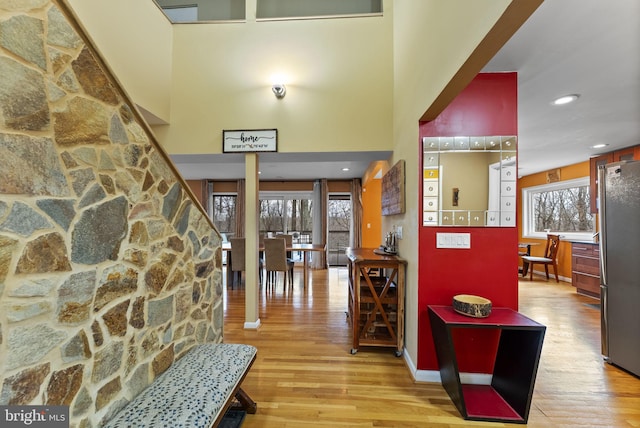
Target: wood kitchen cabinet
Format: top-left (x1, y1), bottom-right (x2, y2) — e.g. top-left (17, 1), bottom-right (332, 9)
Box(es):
top-left (571, 242), bottom-right (600, 298)
top-left (589, 145), bottom-right (640, 213)
top-left (346, 247), bottom-right (405, 356)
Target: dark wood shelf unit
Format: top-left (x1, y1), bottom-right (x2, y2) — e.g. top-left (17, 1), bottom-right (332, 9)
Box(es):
top-left (346, 248), bottom-right (406, 356)
top-left (428, 305), bottom-right (546, 424)
top-left (571, 242), bottom-right (601, 298)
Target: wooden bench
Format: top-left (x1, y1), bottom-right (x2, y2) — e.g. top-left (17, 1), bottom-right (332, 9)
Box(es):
top-left (104, 343), bottom-right (257, 428)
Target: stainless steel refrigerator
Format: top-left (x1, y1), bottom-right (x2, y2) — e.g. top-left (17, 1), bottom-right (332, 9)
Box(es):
top-left (598, 160), bottom-right (640, 377)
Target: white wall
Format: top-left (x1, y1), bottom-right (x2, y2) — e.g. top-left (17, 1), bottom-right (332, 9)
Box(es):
top-left (154, 12), bottom-right (394, 155)
top-left (390, 0), bottom-right (512, 372)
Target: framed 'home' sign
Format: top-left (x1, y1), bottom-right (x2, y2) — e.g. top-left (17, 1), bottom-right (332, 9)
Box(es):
top-left (223, 129), bottom-right (278, 153)
top-left (382, 160), bottom-right (405, 216)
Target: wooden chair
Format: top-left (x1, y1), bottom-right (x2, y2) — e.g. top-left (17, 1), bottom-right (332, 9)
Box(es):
top-left (264, 238), bottom-right (294, 287)
top-left (229, 238), bottom-right (263, 287)
top-left (518, 243), bottom-right (532, 275)
top-left (521, 234), bottom-right (561, 282)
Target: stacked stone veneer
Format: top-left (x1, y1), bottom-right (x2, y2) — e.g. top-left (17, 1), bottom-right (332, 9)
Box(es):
top-left (0, 1), bottom-right (223, 427)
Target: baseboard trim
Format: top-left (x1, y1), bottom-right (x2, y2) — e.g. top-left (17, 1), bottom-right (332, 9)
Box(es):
top-left (243, 319), bottom-right (261, 330)
top-left (403, 349), bottom-right (492, 385)
top-left (523, 269), bottom-right (570, 282)
top-left (413, 369), bottom-right (492, 385)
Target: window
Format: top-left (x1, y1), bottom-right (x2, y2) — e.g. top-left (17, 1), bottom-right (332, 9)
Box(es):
top-left (155, 0), bottom-right (245, 23)
top-left (159, 4), bottom-right (198, 22)
top-left (256, 0), bottom-right (382, 20)
top-left (259, 198), bottom-right (285, 233)
top-left (259, 193), bottom-right (312, 235)
top-left (522, 177), bottom-right (595, 240)
top-left (259, 192), bottom-right (313, 262)
top-left (211, 193), bottom-right (236, 240)
top-left (328, 194), bottom-right (351, 266)
top-left (259, 192), bottom-right (313, 260)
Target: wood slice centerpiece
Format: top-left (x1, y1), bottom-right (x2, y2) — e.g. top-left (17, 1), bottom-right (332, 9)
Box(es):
top-left (452, 294), bottom-right (492, 318)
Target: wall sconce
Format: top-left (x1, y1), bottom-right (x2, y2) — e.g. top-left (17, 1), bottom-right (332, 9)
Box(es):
top-left (272, 83), bottom-right (286, 99)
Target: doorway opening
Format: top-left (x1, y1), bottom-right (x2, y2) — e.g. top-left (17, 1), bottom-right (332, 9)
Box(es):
top-left (259, 191), bottom-right (313, 262)
top-left (328, 193), bottom-right (351, 266)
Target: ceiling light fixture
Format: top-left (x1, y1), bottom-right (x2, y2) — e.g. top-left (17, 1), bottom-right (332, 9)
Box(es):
top-left (272, 83), bottom-right (286, 99)
top-left (342, 167), bottom-right (350, 172)
top-left (552, 94), bottom-right (580, 105)
top-left (592, 143), bottom-right (609, 149)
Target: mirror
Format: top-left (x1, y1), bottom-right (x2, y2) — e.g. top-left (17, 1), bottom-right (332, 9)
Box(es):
top-left (422, 136), bottom-right (517, 227)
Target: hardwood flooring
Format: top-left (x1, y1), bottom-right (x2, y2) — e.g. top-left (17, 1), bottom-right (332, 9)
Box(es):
top-left (223, 267), bottom-right (640, 427)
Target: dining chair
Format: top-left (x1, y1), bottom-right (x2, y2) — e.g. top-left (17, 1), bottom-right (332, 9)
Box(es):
top-left (229, 238), bottom-right (245, 288)
top-left (229, 237), bottom-right (263, 287)
top-left (264, 238), bottom-right (295, 288)
top-left (518, 243), bottom-right (532, 275)
top-left (521, 234), bottom-right (561, 282)
top-left (282, 234), bottom-right (296, 279)
top-left (280, 233), bottom-right (294, 260)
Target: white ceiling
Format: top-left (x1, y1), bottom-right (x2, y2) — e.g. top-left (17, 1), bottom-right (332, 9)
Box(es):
top-left (483, 0), bottom-right (640, 177)
top-left (172, 0), bottom-right (640, 181)
top-left (171, 151), bottom-right (392, 181)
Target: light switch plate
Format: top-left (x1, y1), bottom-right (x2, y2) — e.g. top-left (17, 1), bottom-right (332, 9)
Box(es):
top-left (436, 232), bottom-right (471, 249)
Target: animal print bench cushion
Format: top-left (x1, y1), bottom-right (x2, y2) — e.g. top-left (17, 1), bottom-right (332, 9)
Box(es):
top-left (104, 343), bottom-right (257, 428)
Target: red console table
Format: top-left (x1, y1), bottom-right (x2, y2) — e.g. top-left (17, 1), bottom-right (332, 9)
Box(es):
top-left (428, 305), bottom-right (545, 424)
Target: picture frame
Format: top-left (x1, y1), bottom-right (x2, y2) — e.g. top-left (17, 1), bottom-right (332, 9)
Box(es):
top-left (222, 129), bottom-right (278, 153)
top-left (382, 160), bottom-right (405, 216)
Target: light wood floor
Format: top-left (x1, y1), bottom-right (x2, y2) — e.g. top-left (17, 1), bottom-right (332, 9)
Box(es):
top-left (223, 267), bottom-right (640, 427)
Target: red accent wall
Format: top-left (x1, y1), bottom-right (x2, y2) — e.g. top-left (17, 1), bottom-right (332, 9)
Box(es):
top-left (418, 73), bottom-right (519, 372)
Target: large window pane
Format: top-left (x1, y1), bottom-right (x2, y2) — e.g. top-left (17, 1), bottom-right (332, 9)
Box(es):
top-left (287, 199), bottom-right (308, 232)
top-left (257, 0), bottom-right (382, 19)
top-left (259, 199), bottom-right (285, 233)
top-left (328, 194), bottom-right (351, 266)
top-left (211, 194), bottom-right (236, 239)
top-left (522, 177), bottom-right (595, 240)
top-left (155, 0), bottom-right (245, 22)
top-left (259, 193), bottom-right (314, 256)
top-left (161, 5), bottom-right (198, 22)
top-left (533, 187), bottom-right (591, 232)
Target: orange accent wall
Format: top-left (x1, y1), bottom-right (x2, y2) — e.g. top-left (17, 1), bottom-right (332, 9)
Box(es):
top-left (361, 178), bottom-right (382, 248)
top-left (517, 161), bottom-right (591, 281)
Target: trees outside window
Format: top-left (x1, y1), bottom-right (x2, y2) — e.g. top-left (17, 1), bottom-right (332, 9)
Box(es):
top-left (328, 194), bottom-right (351, 266)
top-left (211, 194), bottom-right (236, 239)
top-left (522, 177), bottom-right (595, 241)
top-left (259, 193), bottom-right (313, 244)
top-left (259, 199), bottom-right (285, 233)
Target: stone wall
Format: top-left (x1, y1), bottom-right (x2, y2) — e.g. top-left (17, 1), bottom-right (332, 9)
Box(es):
top-left (0, 1), bottom-right (223, 427)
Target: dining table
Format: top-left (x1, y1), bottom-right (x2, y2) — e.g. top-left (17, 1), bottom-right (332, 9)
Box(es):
top-left (222, 241), bottom-right (326, 288)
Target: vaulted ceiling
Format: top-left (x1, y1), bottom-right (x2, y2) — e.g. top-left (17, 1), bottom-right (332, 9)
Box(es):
top-left (172, 0), bottom-right (639, 180)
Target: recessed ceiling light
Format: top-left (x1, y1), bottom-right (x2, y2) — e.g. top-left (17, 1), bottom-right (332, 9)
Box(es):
top-left (592, 143), bottom-right (609, 149)
top-left (552, 94), bottom-right (580, 105)
top-left (342, 167), bottom-right (350, 172)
